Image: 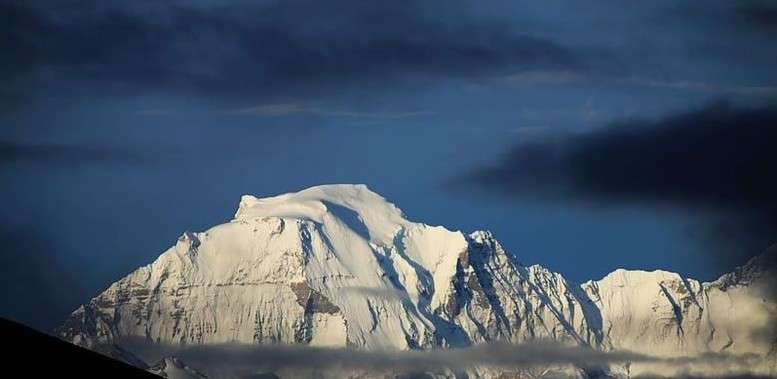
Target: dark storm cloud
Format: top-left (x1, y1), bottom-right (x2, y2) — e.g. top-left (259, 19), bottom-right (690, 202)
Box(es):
top-left (660, 0), bottom-right (777, 33)
top-left (733, 1), bottom-right (777, 31)
top-left (0, 142), bottom-right (150, 166)
top-left (0, 0), bottom-right (593, 104)
top-left (459, 101), bottom-right (777, 257)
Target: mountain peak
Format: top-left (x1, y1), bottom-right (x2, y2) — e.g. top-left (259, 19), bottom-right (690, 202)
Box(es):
top-left (235, 184), bottom-right (407, 243)
top-left (58, 184), bottom-right (777, 378)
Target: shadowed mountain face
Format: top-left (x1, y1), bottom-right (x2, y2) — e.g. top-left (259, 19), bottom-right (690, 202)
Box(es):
top-left (55, 185), bottom-right (777, 378)
top-left (0, 317), bottom-right (158, 378)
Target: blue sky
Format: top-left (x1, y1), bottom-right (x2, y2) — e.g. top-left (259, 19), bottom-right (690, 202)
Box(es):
top-left (1, 0), bottom-right (776, 330)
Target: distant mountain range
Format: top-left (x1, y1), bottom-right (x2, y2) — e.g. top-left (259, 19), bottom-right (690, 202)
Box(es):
top-left (55, 185), bottom-right (777, 378)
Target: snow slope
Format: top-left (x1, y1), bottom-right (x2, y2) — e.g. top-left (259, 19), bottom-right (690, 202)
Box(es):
top-left (148, 356), bottom-right (208, 379)
top-left (57, 184), bottom-right (777, 377)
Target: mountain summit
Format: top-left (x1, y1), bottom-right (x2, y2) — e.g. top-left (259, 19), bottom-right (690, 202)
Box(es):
top-left (57, 185), bottom-right (777, 378)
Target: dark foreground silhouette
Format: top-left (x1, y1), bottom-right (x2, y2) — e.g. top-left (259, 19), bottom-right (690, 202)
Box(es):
top-left (1, 317), bottom-right (158, 378)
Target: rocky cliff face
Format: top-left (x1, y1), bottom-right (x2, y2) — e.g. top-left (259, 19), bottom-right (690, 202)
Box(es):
top-left (57, 184), bottom-right (776, 378)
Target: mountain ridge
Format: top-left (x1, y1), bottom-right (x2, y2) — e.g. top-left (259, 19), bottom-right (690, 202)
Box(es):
top-left (56, 184), bottom-right (777, 378)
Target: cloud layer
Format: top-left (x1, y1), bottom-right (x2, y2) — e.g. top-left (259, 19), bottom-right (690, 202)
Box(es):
top-left (0, 142), bottom-right (151, 167)
top-left (1, 0), bottom-right (600, 105)
top-left (121, 340), bottom-right (769, 379)
top-left (460, 101), bottom-right (777, 260)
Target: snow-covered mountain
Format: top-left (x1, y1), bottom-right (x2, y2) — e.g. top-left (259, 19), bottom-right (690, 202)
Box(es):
top-left (57, 184), bottom-right (776, 378)
top-left (148, 357), bottom-right (208, 379)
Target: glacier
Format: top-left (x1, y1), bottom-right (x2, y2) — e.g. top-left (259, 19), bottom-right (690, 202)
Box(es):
top-left (57, 184), bottom-right (777, 378)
